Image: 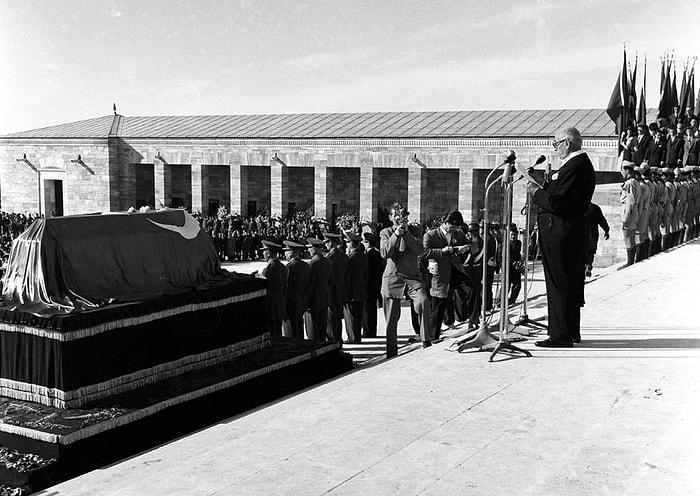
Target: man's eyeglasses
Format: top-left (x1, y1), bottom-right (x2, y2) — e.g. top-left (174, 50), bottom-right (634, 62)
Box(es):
top-left (552, 138), bottom-right (567, 149)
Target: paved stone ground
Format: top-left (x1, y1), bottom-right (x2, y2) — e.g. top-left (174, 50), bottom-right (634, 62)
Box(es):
top-left (38, 242), bottom-right (700, 495)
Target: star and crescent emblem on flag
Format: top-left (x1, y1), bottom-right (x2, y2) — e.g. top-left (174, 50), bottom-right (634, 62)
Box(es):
top-left (147, 211), bottom-right (201, 240)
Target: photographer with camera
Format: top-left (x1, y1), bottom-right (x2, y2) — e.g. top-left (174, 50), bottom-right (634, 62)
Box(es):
top-left (380, 203), bottom-right (433, 353)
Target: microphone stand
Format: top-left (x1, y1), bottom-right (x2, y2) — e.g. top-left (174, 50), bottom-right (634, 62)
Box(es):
top-left (448, 158), bottom-right (531, 361)
top-left (513, 186), bottom-right (548, 332)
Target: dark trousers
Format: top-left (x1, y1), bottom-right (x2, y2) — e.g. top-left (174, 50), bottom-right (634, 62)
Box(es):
top-left (304, 308), bottom-right (328, 341)
top-left (362, 295), bottom-right (379, 337)
top-left (343, 301), bottom-right (363, 343)
top-left (327, 304), bottom-right (344, 342)
top-left (508, 270), bottom-right (521, 305)
top-left (283, 313), bottom-right (305, 339)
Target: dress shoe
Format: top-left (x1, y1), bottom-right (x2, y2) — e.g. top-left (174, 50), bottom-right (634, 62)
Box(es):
top-left (534, 338), bottom-right (573, 348)
top-left (422, 341), bottom-right (432, 348)
top-left (407, 335), bottom-right (420, 343)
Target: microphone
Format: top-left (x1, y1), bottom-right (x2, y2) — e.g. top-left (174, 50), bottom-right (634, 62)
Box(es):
top-left (527, 155), bottom-right (547, 174)
top-left (502, 150), bottom-right (516, 165)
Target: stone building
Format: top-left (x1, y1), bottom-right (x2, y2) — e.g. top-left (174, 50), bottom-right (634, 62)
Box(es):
top-left (0, 109), bottom-right (628, 264)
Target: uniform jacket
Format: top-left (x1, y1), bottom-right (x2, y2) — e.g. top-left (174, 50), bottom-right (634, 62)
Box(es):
top-left (261, 258), bottom-right (288, 320)
top-left (365, 247), bottom-right (384, 301)
top-left (326, 247), bottom-right (348, 306)
top-left (345, 247), bottom-right (368, 302)
top-left (307, 254), bottom-right (332, 310)
top-left (380, 225), bottom-right (423, 299)
top-left (635, 179), bottom-right (651, 234)
top-left (422, 227), bottom-right (471, 298)
top-left (285, 257), bottom-right (311, 316)
top-left (620, 178), bottom-right (640, 230)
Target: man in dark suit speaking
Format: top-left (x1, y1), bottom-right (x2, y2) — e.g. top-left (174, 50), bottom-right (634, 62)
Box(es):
top-left (528, 127), bottom-right (596, 347)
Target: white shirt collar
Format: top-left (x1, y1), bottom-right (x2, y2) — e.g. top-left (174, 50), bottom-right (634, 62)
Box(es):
top-left (559, 149), bottom-right (586, 168)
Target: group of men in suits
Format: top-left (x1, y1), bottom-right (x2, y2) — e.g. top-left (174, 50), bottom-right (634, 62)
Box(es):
top-left (258, 230), bottom-right (385, 346)
top-left (620, 161), bottom-right (700, 267)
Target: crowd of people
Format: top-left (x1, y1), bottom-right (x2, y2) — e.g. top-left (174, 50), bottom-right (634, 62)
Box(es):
top-left (0, 211), bottom-right (42, 269)
top-left (255, 203), bottom-right (528, 353)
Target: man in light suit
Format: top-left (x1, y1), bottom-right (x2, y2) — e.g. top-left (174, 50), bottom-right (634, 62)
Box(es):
top-left (380, 203), bottom-right (433, 354)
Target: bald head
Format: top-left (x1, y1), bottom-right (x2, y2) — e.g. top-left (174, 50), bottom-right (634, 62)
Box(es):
top-left (553, 127), bottom-right (582, 159)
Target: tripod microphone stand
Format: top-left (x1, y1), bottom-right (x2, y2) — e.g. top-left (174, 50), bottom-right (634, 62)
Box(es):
top-left (448, 156), bottom-right (531, 361)
top-left (513, 186), bottom-right (548, 333)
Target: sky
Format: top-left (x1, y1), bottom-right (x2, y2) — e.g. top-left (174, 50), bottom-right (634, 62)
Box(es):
top-left (1, 0), bottom-right (698, 135)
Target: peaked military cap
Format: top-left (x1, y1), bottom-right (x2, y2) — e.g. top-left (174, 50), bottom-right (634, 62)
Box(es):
top-left (306, 237), bottom-right (326, 247)
top-left (283, 240), bottom-right (305, 250)
top-left (344, 231), bottom-right (362, 242)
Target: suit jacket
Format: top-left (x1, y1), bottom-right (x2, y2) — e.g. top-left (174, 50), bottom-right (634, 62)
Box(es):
top-left (647, 135), bottom-right (666, 166)
top-left (532, 151), bottom-right (595, 306)
top-left (326, 247), bottom-right (348, 306)
top-left (261, 258), bottom-right (288, 320)
top-left (422, 227), bottom-right (470, 298)
top-left (307, 254), bottom-right (332, 310)
top-left (585, 202), bottom-right (610, 253)
top-left (666, 136), bottom-right (684, 166)
top-left (345, 248), bottom-right (368, 302)
top-left (633, 134), bottom-right (652, 165)
top-left (380, 225), bottom-right (423, 299)
top-left (285, 257), bottom-right (311, 316)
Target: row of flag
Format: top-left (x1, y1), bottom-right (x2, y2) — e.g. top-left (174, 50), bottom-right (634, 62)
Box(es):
top-left (606, 48), bottom-right (698, 134)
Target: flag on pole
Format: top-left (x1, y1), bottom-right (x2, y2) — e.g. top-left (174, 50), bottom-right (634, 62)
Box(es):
top-left (637, 55), bottom-right (647, 125)
top-left (679, 60), bottom-right (688, 117)
top-left (606, 48), bottom-right (629, 135)
top-left (658, 56), bottom-right (674, 121)
top-left (629, 54), bottom-right (638, 126)
top-left (671, 61), bottom-right (679, 110)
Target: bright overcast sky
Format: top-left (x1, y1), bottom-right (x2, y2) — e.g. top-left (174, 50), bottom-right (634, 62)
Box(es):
top-left (1, 0), bottom-right (698, 134)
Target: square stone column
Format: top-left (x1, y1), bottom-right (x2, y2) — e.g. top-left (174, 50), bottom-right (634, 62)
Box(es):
top-left (408, 164), bottom-right (426, 223)
top-left (270, 160), bottom-right (289, 217)
top-left (229, 162), bottom-right (243, 215)
top-left (154, 158), bottom-right (171, 208)
top-left (359, 163), bottom-right (376, 223)
top-left (190, 159), bottom-right (210, 215)
top-left (315, 163), bottom-right (328, 219)
top-left (458, 162), bottom-right (475, 221)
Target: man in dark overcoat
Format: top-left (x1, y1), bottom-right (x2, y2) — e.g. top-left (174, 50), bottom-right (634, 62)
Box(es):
top-left (324, 232), bottom-right (348, 343)
top-left (421, 210), bottom-right (476, 340)
top-left (342, 231), bottom-right (368, 343)
top-left (361, 232), bottom-right (384, 338)
top-left (529, 127), bottom-right (596, 347)
top-left (259, 240), bottom-right (288, 336)
top-left (304, 238), bottom-right (332, 341)
top-left (282, 240), bottom-right (311, 339)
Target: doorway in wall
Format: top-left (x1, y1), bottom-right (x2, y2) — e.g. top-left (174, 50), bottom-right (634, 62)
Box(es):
top-left (44, 179), bottom-right (64, 217)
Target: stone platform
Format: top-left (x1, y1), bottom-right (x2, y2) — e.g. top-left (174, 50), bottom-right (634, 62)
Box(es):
top-left (38, 240), bottom-right (700, 496)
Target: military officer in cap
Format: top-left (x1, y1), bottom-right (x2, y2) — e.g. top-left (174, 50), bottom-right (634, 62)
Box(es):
top-left (324, 232), bottom-right (348, 343)
top-left (620, 161), bottom-right (640, 267)
top-left (362, 232), bottom-right (384, 338)
top-left (343, 231), bottom-right (368, 343)
top-left (282, 240), bottom-right (311, 339)
top-left (305, 237), bottom-right (333, 341)
top-left (258, 240), bottom-right (288, 336)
